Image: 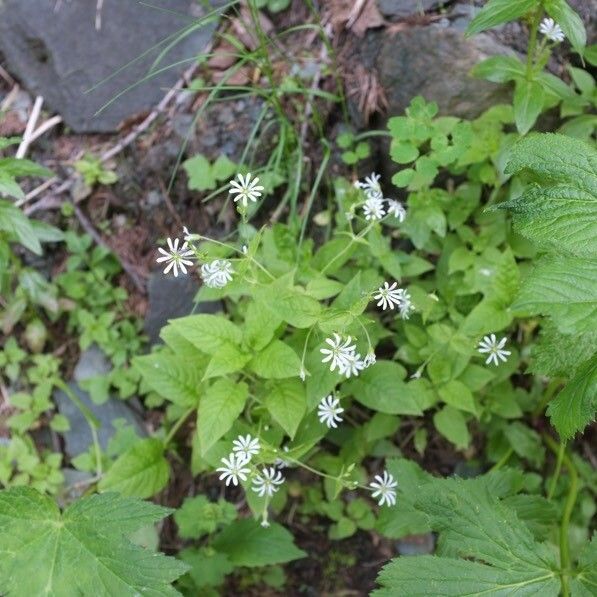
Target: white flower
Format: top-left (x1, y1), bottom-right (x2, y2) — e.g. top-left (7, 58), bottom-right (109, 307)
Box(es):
top-left (261, 519), bottom-right (270, 527)
top-left (156, 237), bottom-right (194, 277)
top-left (252, 467), bottom-right (284, 497)
top-left (369, 470), bottom-right (398, 507)
top-left (200, 259), bottom-right (234, 288)
top-left (398, 289), bottom-right (415, 320)
top-left (539, 17), bottom-right (565, 42)
top-left (363, 195), bottom-right (386, 221)
top-left (232, 434), bottom-right (260, 461)
top-left (229, 172), bottom-right (264, 207)
top-left (299, 367), bottom-right (306, 382)
top-left (320, 333), bottom-right (356, 372)
top-left (317, 395), bottom-right (344, 428)
top-left (355, 172), bottom-right (382, 199)
top-left (477, 333), bottom-right (511, 366)
top-left (363, 351), bottom-right (376, 368)
top-left (386, 199), bottom-right (406, 222)
top-left (374, 281), bottom-right (405, 311)
top-left (217, 452), bottom-right (251, 486)
top-left (339, 351), bottom-right (366, 378)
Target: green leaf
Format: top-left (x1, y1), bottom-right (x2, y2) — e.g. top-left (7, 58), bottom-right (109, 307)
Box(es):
top-left (211, 154), bottom-right (237, 181)
top-left (344, 361), bottom-right (423, 415)
top-left (243, 300), bottom-right (282, 351)
top-left (264, 379), bottom-right (306, 438)
top-left (174, 495), bottom-right (237, 539)
top-left (513, 79), bottom-right (544, 135)
top-left (471, 55), bottom-right (525, 83)
top-left (254, 278), bottom-right (321, 328)
top-left (512, 256), bottom-right (597, 334)
top-left (99, 438), bottom-right (170, 498)
top-left (374, 476), bottom-right (560, 596)
top-left (203, 342), bottom-right (250, 380)
top-left (183, 154), bottom-right (216, 191)
top-left (503, 421), bottom-right (545, 468)
top-left (571, 535), bottom-right (597, 596)
top-left (466, 0), bottom-right (539, 36)
top-left (212, 519), bottom-right (306, 567)
top-left (179, 547), bottom-right (234, 588)
top-left (433, 406), bottom-right (470, 449)
top-left (547, 355), bottom-right (597, 440)
top-left (170, 314), bottom-right (242, 354)
top-left (437, 379), bottom-right (478, 415)
top-left (250, 339), bottom-right (301, 379)
top-left (500, 184), bottom-right (597, 258)
top-left (544, 0), bottom-right (586, 54)
top-left (198, 379), bottom-right (248, 453)
top-left (133, 352), bottom-right (203, 406)
top-left (0, 200), bottom-right (42, 254)
top-left (0, 488), bottom-right (188, 596)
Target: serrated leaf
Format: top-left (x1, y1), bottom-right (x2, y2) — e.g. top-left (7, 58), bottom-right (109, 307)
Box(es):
top-left (174, 495), bottom-right (237, 539)
top-left (212, 519), bottom-right (305, 567)
top-left (571, 535), bottom-right (597, 596)
top-left (264, 379), bottom-right (306, 438)
top-left (512, 256), bottom-right (597, 334)
top-left (547, 355), bottom-right (597, 440)
top-left (374, 476), bottom-right (560, 596)
top-left (198, 378), bottom-right (248, 453)
top-left (0, 488), bottom-right (188, 596)
top-left (99, 437), bottom-right (170, 498)
top-left (466, 0), bottom-right (539, 36)
top-left (183, 154), bottom-right (215, 191)
top-left (250, 339), bottom-right (301, 379)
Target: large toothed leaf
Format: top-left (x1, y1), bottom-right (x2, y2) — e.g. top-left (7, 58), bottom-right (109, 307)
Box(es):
top-left (0, 488), bottom-right (188, 596)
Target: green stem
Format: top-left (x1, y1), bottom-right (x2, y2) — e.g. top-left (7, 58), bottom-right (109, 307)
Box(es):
top-left (547, 439), bottom-right (566, 500)
top-left (164, 407), bottom-right (195, 447)
top-left (489, 447), bottom-right (514, 472)
top-left (544, 435), bottom-right (578, 597)
top-left (526, 8), bottom-right (543, 79)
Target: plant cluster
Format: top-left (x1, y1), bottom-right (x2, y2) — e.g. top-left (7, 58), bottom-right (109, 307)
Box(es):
top-left (0, 0), bottom-right (595, 595)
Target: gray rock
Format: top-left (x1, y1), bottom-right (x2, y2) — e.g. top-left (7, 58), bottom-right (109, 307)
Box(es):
top-left (0, 0), bottom-right (222, 132)
top-left (73, 344), bottom-right (111, 382)
top-left (144, 271), bottom-right (222, 344)
top-left (396, 533), bottom-right (436, 556)
top-left (54, 382), bottom-right (145, 457)
top-left (377, 0), bottom-right (445, 19)
top-left (375, 25), bottom-right (514, 120)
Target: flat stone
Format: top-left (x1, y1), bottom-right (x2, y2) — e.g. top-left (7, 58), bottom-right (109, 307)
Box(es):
top-left (375, 25), bottom-right (514, 120)
top-left (144, 271), bottom-right (222, 345)
top-left (377, 0), bottom-right (444, 18)
top-left (54, 383), bottom-right (145, 458)
top-left (73, 344), bottom-right (111, 382)
top-left (0, 0), bottom-right (222, 132)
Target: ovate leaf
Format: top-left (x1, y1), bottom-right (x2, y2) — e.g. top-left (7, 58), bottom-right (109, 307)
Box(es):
top-left (212, 519), bottom-right (306, 567)
top-left (513, 79), bottom-right (544, 135)
top-left (99, 437), bottom-right (169, 498)
top-left (0, 488), bottom-right (188, 596)
top-left (547, 355), bottom-right (597, 440)
top-left (466, 0), bottom-right (539, 36)
top-left (171, 314), bottom-right (242, 354)
top-left (264, 379), bottom-right (306, 438)
top-left (198, 379), bottom-right (248, 453)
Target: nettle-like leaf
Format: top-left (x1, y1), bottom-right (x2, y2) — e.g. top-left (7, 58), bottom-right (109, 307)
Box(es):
top-left (0, 488), bottom-right (188, 596)
top-left (374, 477), bottom-right (561, 596)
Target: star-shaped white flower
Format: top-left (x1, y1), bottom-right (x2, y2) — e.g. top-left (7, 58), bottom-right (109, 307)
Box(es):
top-left (339, 351), bottom-right (366, 378)
top-left (200, 259), bottom-right (234, 288)
top-left (317, 395), bottom-right (344, 428)
top-left (156, 237), bottom-right (194, 277)
top-left (252, 467), bottom-right (284, 497)
top-left (386, 199), bottom-right (407, 222)
top-left (217, 452), bottom-right (251, 486)
top-left (477, 334), bottom-right (511, 366)
top-left (320, 333), bottom-right (356, 372)
top-left (374, 281), bottom-right (405, 310)
top-left (355, 172), bottom-right (382, 199)
top-left (539, 17), bottom-right (565, 42)
top-left (232, 434), bottom-right (260, 461)
top-left (369, 470), bottom-right (397, 507)
top-left (363, 195), bottom-right (386, 221)
top-left (229, 173), bottom-right (264, 207)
